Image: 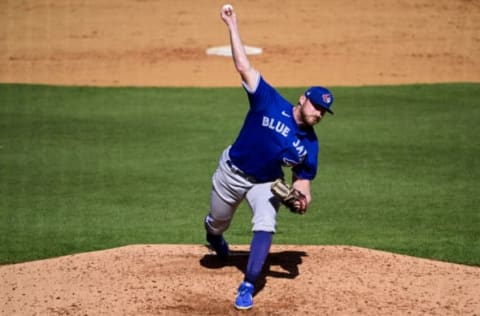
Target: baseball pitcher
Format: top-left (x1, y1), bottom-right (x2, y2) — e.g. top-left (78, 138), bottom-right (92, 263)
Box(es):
top-left (203, 4), bottom-right (334, 310)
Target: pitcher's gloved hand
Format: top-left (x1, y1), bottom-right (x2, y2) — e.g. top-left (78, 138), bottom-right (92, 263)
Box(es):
top-left (271, 179), bottom-right (307, 214)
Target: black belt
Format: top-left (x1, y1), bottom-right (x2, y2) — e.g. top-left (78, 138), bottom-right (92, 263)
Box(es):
top-left (226, 160), bottom-right (259, 183)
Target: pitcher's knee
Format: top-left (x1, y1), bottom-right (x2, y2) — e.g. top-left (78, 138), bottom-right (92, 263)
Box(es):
top-left (204, 214), bottom-right (231, 235)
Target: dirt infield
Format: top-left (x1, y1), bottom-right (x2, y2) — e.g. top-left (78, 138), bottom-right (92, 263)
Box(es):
top-left (1, 0), bottom-right (480, 315)
top-left (0, 0), bottom-right (479, 87)
top-left (2, 245), bottom-right (479, 315)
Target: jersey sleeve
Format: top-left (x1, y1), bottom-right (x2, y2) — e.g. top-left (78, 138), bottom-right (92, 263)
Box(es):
top-left (242, 75), bottom-right (284, 112)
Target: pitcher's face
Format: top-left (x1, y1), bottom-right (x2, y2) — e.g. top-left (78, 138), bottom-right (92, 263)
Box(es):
top-left (299, 96), bottom-right (326, 126)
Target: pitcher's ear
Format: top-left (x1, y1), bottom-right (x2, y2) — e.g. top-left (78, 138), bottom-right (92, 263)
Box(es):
top-left (298, 95), bottom-right (307, 105)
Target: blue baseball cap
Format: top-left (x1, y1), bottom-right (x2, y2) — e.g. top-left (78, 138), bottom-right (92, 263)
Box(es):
top-left (305, 86), bottom-right (334, 114)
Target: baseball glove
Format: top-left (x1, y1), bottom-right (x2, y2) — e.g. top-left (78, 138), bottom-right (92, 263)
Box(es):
top-left (271, 179), bottom-right (307, 214)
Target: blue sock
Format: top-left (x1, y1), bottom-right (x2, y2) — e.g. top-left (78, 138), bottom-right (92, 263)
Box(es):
top-left (245, 231), bottom-right (273, 284)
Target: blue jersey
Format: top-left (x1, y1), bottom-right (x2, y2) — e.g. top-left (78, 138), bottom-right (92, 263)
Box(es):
top-left (229, 75), bottom-right (319, 182)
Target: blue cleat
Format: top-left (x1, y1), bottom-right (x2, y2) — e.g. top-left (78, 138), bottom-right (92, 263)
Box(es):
top-left (234, 281), bottom-right (254, 310)
top-left (206, 233), bottom-right (229, 259)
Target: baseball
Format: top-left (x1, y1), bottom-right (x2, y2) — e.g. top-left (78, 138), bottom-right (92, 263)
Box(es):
top-left (222, 4), bottom-right (233, 16)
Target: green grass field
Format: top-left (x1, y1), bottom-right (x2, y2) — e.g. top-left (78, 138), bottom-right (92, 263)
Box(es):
top-left (1, 83), bottom-right (479, 265)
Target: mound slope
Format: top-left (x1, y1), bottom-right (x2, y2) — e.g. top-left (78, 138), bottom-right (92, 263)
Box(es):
top-left (1, 245), bottom-right (479, 315)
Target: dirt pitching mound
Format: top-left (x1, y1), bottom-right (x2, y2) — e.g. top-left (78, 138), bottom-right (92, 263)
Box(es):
top-left (1, 245), bottom-right (479, 315)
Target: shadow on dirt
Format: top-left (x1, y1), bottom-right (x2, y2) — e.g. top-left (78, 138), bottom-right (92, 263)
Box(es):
top-left (200, 247), bottom-right (307, 295)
